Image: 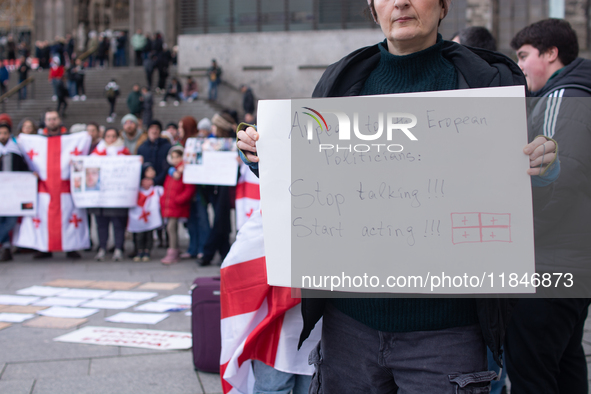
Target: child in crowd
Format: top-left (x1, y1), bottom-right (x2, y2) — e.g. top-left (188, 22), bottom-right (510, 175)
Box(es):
top-left (0, 114), bottom-right (29, 262)
top-left (90, 127), bottom-right (130, 261)
top-left (128, 163), bottom-right (163, 262)
top-left (160, 146), bottom-right (195, 264)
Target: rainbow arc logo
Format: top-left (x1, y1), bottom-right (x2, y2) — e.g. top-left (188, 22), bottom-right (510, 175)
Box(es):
top-left (302, 107), bottom-right (328, 132)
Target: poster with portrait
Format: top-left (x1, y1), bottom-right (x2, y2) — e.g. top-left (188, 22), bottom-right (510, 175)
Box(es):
top-left (182, 138), bottom-right (239, 186)
top-left (70, 156), bottom-right (142, 208)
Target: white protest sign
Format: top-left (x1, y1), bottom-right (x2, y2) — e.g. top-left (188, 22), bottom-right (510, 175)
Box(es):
top-left (0, 172), bottom-right (37, 216)
top-left (54, 326), bottom-right (192, 350)
top-left (257, 86), bottom-right (536, 294)
top-left (70, 156), bottom-right (141, 208)
top-left (183, 138), bottom-right (239, 186)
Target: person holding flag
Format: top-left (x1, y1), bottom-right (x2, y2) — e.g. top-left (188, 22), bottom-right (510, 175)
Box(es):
top-left (0, 114), bottom-right (30, 262)
top-left (15, 111), bottom-right (91, 259)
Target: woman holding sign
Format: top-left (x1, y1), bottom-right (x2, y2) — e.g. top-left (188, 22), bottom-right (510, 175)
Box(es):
top-left (90, 127), bottom-right (130, 262)
top-left (237, 0), bottom-right (559, 392)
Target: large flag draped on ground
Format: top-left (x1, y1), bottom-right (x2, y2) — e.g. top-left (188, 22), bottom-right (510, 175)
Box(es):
top-left (15, 133), bottom-right (91, 252)
top-left (220, 209), bottom-right (321, 394)
top-left (235, 163), bottom-right (260, 231)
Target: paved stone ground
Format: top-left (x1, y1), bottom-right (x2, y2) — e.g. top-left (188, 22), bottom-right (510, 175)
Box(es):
top-left (1, 243), bottom-right (591, 393)
top-left (0, 245), bottom-right (223, 394)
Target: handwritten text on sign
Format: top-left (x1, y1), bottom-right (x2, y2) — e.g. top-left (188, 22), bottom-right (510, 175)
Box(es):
top-left (53, 326), bottom-right (192, 350)
top-left (70, 156), bottom-right (141, 208)
top-left (256, 87), bottom-right (535, 294)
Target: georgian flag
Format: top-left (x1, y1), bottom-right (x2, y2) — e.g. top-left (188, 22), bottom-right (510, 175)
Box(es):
top-left (220, 210), bottom-right (321, 394)
top-left (235, 163), bottom-right (260, 231)
top-left (127, 186), bottom-right (164, 233)
top-left (15, 133), bottom-right (91, 252)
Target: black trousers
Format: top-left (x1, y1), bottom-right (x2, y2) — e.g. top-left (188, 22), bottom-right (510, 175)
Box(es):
top-left (134, 231), bottom-right (153, 251)
top-left (108, 97), bottom-right (116, 116)
top-left (203, 186), bottom-right (231, 261)
top-left (506, 298), bottom-right (591, 394)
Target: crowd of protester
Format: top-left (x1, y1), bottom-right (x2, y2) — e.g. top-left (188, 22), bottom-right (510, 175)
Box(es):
top-left (0, 106), bottom-right (244, 265)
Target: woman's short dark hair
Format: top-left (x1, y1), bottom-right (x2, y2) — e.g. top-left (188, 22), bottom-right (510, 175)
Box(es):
top-left (457, 26), bottom-right (497, 51)
top-left (510, 19), bottom-right (579, 66)
top-left (104, 127), bottom-right (119, 137)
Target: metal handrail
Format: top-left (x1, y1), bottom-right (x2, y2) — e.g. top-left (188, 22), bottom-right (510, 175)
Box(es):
top-left (0, 76), bottom-right (35, 112)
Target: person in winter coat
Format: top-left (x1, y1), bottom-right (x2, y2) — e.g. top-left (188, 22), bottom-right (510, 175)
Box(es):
top-left (0, 60), bottom-right (8, 96)
top-left (89, 127), bottom-right (130, 262)
top-left (121, 114), bottom-right (147, 155)
top-left (141, 86), bottom-right (153, 127)
top-left (96, 35), bottom-right (110, 68)
top-left (127, 83), bottom-right (143, 117)
top-left (17, 56), bottom-right (30, 100)
top-left (505, 18), bottom-right (591, 394)
top-left (56, 75), bottom-right (69, 118)
top-left (48, 56), bottom-right (64, 101)
top-left (160, 77), bottom-right (182, 106)
top-left (105, 79), bottom-right (120, 122)
top-left (240, 84), bottom-right (255, 115)
top-left (236, 0), bottom-right (559, 392)
top-left (0, 114), bottom-right (30, 261)
top-left (160, 145), bottom-right (196, 264)
top-left (137, 120), bottom-right (171, 186)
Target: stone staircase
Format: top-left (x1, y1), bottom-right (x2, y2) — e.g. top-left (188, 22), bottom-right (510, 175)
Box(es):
top-left (0, 66), bottom-right (225, 130)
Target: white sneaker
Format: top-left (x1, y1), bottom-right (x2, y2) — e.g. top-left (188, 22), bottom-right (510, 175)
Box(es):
top-left (52, 95), bottom-right (57, 101)
top-left (187, 97), bottom-right (193, 103)
top-left (106, 116), bottom-right (113, 123)
top-left (173, 100), bottom-right (179, 106)
top-left (159, 101), bottom-right (166, 107)
top-left (81, 95), bottom-right (86, 101)
top-left (95, 248), bottom-right (106, 261)
top-left (73, 95), bottom-right (80, 101)
top-left (112, 248), bottom-right (123, 261)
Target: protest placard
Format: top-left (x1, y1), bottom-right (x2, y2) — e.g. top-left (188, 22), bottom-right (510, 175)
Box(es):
top-left (183, 138), bottom-right (239, 186)
top-left (54, 326), bottom-right (192, 350)
top-left (257, 86), bottom-right (535, 294)
top-left (70, 156), bottom-right (141, 208)
top-left (0, 172), bottom-right (37, 216)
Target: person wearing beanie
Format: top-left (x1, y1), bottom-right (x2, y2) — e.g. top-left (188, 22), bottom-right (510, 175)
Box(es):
top-left (211, 112), bottom-right (236, 138)
top-left (121, 113), bottom-right (147, 154)
top-left (0, 114), bottom-right (30, 261)
top-left (197, 117), bottom-right (213, 138)
top-left (160, 145), bottom-right (195, 264)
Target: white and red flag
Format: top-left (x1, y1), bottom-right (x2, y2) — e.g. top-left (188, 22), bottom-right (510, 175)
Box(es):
top-left (220, 210), bottom-right (321, 394)
top-left (127, 186), bottom-right (164, 233)
top-left (235, 163), bottom-right (260, 231)
top-left (15, 133), bottom-right (91, 252)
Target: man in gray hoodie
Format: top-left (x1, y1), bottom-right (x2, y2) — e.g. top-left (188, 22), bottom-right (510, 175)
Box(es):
top-left (121, 114), bottom-right (147, 154)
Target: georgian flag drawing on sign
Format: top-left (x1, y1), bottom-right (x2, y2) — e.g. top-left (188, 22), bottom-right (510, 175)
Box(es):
top-left (235, 163), bottom-right (260, 231)
top-left (127, 186), bottom-right (164, 233)
top-left (220, 209), bottom-right (321, 394)
top-left (15, 133), bottom-right (91, 252)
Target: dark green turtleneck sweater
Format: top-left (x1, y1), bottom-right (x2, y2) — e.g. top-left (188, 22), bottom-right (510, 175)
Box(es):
top-left (332, 35), bottom-right (478, 333)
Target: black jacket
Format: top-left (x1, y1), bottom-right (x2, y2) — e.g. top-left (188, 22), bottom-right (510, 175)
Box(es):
top-left (301, 40), bottom-right (542, 367)
top-left (243, 88), bottom-right (255, 114)
top-left (528, 58), bottom-right (591, 275)
top-left (137, 137), bottom-right (171, 186)
top-left (0, 138), bottom-right (29, 172)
